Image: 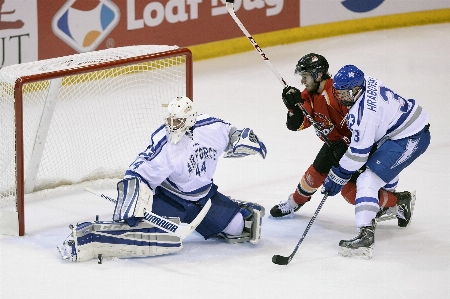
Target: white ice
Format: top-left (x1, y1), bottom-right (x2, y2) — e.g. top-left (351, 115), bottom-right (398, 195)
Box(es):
top-left (1, 23), bottom-right (449, 299)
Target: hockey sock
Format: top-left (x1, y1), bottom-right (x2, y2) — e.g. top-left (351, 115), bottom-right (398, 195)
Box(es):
top-left (293, 165), bottom-right (327, 205)
top-left (378, 189), bottom-right (398, 208)
top-left (341, 182), bottom-right (357, 205)
top-left (341, 182), bottom-right (398, 207)
top-left (222, 213), bottom-right (244, 236)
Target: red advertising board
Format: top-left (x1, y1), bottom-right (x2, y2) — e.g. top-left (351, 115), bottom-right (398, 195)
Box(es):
top-left (37, 0), bottom-right (299, 60)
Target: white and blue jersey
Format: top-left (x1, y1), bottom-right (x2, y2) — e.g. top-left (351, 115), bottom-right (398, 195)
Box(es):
top-left (334, 75), bottom-right (431, 229)
top-left (125, 114), bottom-right (234, 202)
top-left (340, 76), bottom-right (429, 174)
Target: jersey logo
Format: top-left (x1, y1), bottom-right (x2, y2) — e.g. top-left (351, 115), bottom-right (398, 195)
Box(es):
top-left (346, 114), bottom-right (356, 130)
top-left (341, 0), bottom-right (384, 13)
top-left (187, 144), bottom-right (218, 177)
top-left (313, 113), bottom-right (334, 137)
top-left (52, 0), bottom-right (120, 53)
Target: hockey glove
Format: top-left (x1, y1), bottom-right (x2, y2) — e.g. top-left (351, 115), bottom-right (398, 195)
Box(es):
top-left (114, 177), bottom-right (153, 227)
top-left (286, 106), bottom-right (304, 131)
top-left (322, 165), bottom-right (353, 196)
top-left (282, 86), bottom-right (303, 110)
top-left (224, 128), bottom-right (267, 159)
top-left (326, 139), bottom-right (348, 165)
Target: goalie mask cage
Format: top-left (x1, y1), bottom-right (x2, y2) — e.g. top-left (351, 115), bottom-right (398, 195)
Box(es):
top-left (0, 45), bottom-right (193, 236)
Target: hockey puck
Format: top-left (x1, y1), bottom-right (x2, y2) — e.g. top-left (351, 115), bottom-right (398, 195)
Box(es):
top-left (98, 254), bottom-right (103, 264)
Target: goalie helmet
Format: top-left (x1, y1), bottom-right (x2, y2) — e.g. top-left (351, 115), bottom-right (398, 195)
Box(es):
top-left (166, 96), bottom-right (197, 144)
top-left (332, 65), bottom-right (366, 107)
top-left (294, 53), bottom-right (330, 81)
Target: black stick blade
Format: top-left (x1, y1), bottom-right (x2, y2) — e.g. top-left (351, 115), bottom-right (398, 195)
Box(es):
top-left (272, 254), bottom-right (291, 265)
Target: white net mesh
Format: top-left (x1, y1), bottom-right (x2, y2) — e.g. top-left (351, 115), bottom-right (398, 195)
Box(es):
top-left (0, 45), bottom-right (190, 224)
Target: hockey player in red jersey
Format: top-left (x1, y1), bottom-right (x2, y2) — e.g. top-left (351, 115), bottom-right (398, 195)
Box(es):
top-left (270, 53), bottom-right (414, 227)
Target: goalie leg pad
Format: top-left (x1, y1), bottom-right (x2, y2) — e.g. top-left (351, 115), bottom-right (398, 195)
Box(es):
top-left (218, 200), bottom-right (265, 244)
top-left (57, 219), bottom-right (182, 262)
top-left (246, 208), bottom-right (263, 244)
top-left (113, 177), bottom-right (153, 225)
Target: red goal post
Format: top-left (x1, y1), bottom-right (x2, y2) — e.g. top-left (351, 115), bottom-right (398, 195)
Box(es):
top-left (0, 45), bottom-right (193, 236)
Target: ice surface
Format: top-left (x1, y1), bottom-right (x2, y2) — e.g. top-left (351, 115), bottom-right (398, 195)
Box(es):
top-left (1, 23), bottom-right (449, 299)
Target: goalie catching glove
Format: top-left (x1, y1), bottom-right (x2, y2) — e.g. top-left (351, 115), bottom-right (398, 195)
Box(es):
top-left (224, 127), bottom-right (267, 159)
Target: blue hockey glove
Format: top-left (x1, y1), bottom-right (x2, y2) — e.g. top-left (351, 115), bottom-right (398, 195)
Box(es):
top-left (322, 165), bottom-right (353, 196)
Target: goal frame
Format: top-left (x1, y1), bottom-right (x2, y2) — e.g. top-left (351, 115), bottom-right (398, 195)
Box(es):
top-left (11, 47), bottom-right (193, 236)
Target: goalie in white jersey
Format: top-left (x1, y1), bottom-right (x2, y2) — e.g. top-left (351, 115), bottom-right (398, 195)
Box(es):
top-left (58, 96), bottom-right (267, 262)
top-left (322, 65), bottom-right (430, 259)
top-left (122, 96), bottom-right (266, 241)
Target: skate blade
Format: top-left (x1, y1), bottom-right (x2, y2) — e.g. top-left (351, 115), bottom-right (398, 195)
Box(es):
top-left (217, 232), bottom-right (251, 244)
top-left (339, 245), bottom-right (373, 260)
top-left (376, 214), bottom-right (397, 222)
top-left (408, 191), bottom-right (417, 227)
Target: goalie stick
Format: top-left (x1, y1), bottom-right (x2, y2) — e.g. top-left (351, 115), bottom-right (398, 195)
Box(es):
top-left (84, 186), bottom-right (211, 239)
top-left (225, 0), bottom-right (333, 148)
top-left (272, 192), bottom-right (329, 265)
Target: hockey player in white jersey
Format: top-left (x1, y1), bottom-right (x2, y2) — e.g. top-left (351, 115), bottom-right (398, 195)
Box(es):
top-left (58, 96), bottom-right (267, 262)
top-left (322, 65), bottom-right (430, 258)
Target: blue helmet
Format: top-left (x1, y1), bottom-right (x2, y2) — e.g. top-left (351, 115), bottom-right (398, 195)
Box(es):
top-left (333, 65), bottom-right (365, 90)
top-left (332, 65), bottom-right (365, 107)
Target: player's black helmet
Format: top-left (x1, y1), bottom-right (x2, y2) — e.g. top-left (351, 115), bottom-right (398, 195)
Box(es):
top-left (295, 53), bottom-right (330, 81)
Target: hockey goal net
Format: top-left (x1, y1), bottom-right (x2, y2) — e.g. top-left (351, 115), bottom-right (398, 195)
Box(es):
top-left (0, 45), bottom-right (193, 236)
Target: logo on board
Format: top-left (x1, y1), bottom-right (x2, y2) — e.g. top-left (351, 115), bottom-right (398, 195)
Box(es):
top-left (52, 0), bottom-right (120, 53)
top-left (0, 0), bottom-right (24, 31)
top-left (341, 0), bottom-right (384, 13)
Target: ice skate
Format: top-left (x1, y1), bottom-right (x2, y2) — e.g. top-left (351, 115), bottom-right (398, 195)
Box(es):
top-left (375, 191), bottom-right (416, 227)
top-left (375, 206), bottom-right (398, 222)
top-left (339, 220), bottom-right (376, 259)
top-left (270, 194), bottom-right (302, 218)
top-left (395, 191), bottom-right (415, 227)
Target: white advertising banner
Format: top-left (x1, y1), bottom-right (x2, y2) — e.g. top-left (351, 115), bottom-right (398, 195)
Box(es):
top-left (0, 0), bottom-right (38, 67)
top-left (300, 0), bottom-right (450, 26)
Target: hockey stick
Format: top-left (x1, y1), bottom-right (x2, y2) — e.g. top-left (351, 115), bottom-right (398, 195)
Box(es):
top-left (225, 0), bottom-right (332, 148)
top-left (226, 0), bottom-right (335, 264)
top-left (272, 192), bottom-right (329, 265)
top-left (84, 186), bottom-right (211, 239)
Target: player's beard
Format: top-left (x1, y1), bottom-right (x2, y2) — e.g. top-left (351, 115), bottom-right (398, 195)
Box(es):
top-left (305, 81), bottom-right (320, 93)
